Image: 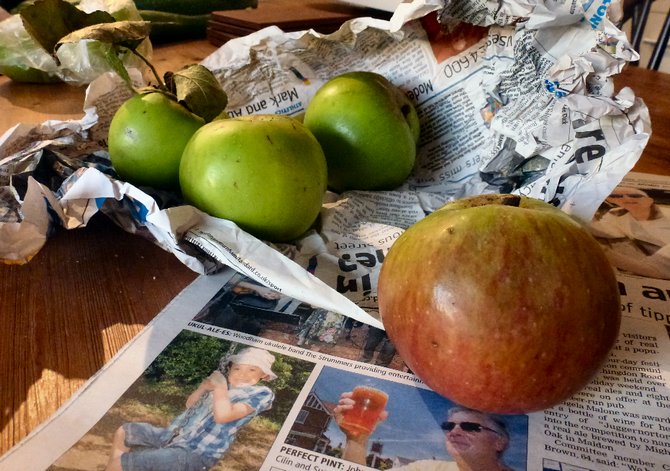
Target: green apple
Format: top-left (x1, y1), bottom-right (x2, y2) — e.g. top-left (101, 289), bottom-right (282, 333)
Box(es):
top-left (0, 64), bottom-right (61, 83)
top-left (179, 114), bottom-right (328, 242)
top-left (303, 71), bottom-right (420, 192)
top-left (108, 91), bottom-right (205, 190)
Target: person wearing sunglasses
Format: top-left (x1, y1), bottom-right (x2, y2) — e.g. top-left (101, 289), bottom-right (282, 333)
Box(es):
top-left (437, 406), bottom-right (513, 471)
top-left (335, 396), bottom-right (514, 471)
top-left (591, 186), bottom-right (670, 279)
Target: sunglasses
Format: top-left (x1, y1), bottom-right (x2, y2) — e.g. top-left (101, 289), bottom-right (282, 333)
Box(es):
top-left (441, 421), bottom-right (499, 434)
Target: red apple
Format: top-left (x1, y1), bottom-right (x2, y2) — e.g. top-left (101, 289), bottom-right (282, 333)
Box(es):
top-left (378, 194), bottom-right (621, 414)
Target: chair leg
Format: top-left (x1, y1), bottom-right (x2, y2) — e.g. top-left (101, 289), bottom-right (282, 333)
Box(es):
top-left (631, 0), bottom-right (653, 66)
top-left (648, 8), bottom-right (670, 70)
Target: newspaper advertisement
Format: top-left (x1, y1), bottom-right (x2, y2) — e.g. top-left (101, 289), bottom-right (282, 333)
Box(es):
top-left (1, 265), bottom-right (668, 471)
top-left (0, 0), bottom-right (652, 328)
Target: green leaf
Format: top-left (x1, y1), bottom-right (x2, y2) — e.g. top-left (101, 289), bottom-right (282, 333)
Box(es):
top-left (19, 0), bottom-right (116, 56)
top-left (56, 20), bottom-right (151, 52)
top-left (103, 45), bottom-right (133, 86)
top-left (164, 64), bottom-right (228, 123)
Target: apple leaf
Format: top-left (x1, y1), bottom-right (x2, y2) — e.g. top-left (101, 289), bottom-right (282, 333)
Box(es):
top-left (165, 64), bottom-right (228, 123)
top-left (103, 45), bottom-right (133, 87)
top-left (56, 21), bottom-right (151, 53)
top-left (19, 0), bottom-right (116, 56)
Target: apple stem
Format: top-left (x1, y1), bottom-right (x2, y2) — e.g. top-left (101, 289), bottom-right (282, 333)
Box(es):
top-left (129, 48), bottom-right (167, 92)
top-left (463, 194), bottom-right (522, 208)
top-left (500, 195), bottom-right (521, 206)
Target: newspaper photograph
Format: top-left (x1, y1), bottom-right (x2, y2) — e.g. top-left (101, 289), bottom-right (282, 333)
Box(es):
top-left (590, 172), bottom-right (670, 281)
top-left (1, 265), bottom-right (668, 471)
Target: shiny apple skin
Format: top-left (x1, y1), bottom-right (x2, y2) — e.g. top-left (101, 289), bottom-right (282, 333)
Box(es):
top-left (378, 194), bottom-right (621, 414)
top-left (179, 114), bottom-right (328, 242)
top-left (303, 71), bottom-right (419, 192)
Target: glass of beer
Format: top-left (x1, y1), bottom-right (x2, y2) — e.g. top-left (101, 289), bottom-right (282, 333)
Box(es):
top-left (340, 386), bottom-right (388, 436)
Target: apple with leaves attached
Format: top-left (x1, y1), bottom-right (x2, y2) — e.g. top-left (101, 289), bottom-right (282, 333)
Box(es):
top-left (378, 194), bottom-right (621, 414)
top-left (108, 63), bottom-right (228, 190)
top-left (179, 114), bottom-right (328, 242)
top-left (303, 71), bottom-right (420, 192)
top-left (108, 91), bottom-right (205, 190)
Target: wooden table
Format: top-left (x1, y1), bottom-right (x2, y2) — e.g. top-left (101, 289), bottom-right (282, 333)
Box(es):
top-left (0, 40), bottom-right (213, 456)
top-left (1, 39), bottom-right (669, 457)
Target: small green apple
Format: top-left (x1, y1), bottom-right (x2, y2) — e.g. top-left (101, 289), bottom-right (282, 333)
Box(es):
top-left (179, 114), bottom-right (328, 242)
top-left (303, 71), bottom-right (420, 192)
top-left (108, 91), bottom-right (205, 190)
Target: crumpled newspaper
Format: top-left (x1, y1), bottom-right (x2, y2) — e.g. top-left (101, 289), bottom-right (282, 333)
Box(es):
top-left (0, 0), bottom-right (651, 326)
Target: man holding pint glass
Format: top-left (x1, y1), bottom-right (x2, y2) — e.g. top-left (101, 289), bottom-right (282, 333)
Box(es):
top-left (334, 395), bottom-right (514, 471)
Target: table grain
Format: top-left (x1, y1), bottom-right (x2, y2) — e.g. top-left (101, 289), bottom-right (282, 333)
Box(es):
top-left (0, 40), bottom-right (214, 455)
top-left (1, 39), bottom-right (669, 456)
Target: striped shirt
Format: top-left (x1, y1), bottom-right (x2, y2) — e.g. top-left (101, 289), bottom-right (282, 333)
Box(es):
top-left (165, 384), bottom-right (274, 461)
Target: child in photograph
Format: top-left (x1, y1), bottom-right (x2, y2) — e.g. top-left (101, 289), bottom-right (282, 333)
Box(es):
top-left (105, 347), bottom-right (276, 471)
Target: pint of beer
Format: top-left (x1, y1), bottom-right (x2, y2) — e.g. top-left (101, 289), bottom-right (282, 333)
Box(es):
top-left (340, 386), bottom-right (388, 436)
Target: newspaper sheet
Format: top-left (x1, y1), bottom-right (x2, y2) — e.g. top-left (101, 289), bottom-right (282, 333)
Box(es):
top-left (1, 265), bottom-right (668, 471)
top-left (0, 0), bottom-right (652, 329)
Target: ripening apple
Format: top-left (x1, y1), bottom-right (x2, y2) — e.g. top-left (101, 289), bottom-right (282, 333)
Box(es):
top-left (378, 194), bottom-right (621, 414)
top-left (303, 71), bottom-right (420, 192)
top-left (179, 114), bottom-right (328, 242)
top-left (108, 91), bottom-right (205, 190)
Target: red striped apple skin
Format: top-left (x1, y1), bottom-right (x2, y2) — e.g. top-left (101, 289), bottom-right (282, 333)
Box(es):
top-left (378, 194), bottom-right (621, 414)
